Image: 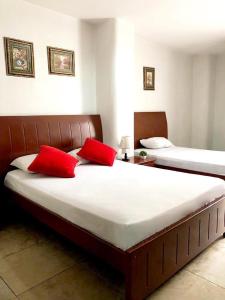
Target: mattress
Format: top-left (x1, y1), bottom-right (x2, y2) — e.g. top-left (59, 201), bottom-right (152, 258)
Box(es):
top-left (4, 160), bottom-right (225, 250)
top-left (135, 146), bottom-right (225, 176)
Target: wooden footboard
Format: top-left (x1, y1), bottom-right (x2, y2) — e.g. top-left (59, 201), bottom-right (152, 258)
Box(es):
top-left (125, 196), bottom-right (225, 300)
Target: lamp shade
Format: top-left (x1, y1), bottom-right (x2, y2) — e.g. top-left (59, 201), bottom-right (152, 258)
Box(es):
top-left (120, 136), bottom-right (131, 150)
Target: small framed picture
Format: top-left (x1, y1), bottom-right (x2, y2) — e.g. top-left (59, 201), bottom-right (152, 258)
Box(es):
top-left (143, 67), bottom-right (155, 90)
top-left (47, 47), bottom-right (75, 76)
top-left (4, 37), bottom-right (35, 77)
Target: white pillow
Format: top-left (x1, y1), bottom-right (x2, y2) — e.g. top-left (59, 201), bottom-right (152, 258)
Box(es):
top-left (140, 137), bottom-right (173, 149)
top-left (10, 154), bottom-right (37, 173)
top-left (68, 148), bottom-right (89, 165)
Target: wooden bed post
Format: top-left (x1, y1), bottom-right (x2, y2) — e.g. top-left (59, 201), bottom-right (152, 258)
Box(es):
top-left (125, 253), bottom-right (143, 300)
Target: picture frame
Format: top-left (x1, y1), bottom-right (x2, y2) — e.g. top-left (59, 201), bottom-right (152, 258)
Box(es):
top-left (4, 37), bottom-right (35, 77)
top-left (143, 67), bottom-right (155, 90)
top-left (47, 47), bottom-right (75, 76)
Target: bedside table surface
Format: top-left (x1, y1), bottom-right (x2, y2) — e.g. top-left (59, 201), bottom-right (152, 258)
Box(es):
top-left (128, 156), bottom-right (155, 165)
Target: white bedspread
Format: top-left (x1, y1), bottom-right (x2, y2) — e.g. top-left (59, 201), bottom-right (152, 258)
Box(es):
top-left (135, 147), bottom-right (225, 175)
top-left (4, 161), bottom-right (225, 250)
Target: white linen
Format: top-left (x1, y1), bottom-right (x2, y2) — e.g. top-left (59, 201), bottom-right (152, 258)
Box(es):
top-left (68, 148), bottom-right (89, 165)
top-left (140, 137), bottom-right (173, 149)
top-left (10, 154), bottom-right (37, 173)
top-left (4, 161), bottom-right (225, 250)
top-left (135, 146), bottom-right (225, 176)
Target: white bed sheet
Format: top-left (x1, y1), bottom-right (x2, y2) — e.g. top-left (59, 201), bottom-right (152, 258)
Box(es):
top-left (135, 147), bottom-right (225, 176)
top-left (4, 161), bottom-right (225, 250)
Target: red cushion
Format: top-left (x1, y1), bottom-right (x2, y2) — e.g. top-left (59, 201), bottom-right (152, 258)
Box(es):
top-left (77, 138), bottom-right (117, 166)
top-left (28, 145), bottom-right (78, 178)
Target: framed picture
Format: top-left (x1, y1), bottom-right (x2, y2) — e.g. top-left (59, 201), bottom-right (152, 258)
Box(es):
top-left (143, 67), bottom-right (155, 90)
top-left (47, 47), bottom-right (75, 76)
top-left (4, 37), bottom-right (35, 77)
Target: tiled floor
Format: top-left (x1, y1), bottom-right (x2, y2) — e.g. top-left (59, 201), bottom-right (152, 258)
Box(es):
top-left (1, 216), bottom-right (225, 300)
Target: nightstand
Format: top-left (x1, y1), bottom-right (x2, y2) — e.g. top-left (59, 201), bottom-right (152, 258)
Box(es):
top-left (127, 156), bottom-right (156, 167)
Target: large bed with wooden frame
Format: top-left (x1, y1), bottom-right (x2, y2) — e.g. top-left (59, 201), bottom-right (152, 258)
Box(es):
top-left (1, 114), bottom-right (225, 300)
top-left (134, 111), bottom-right (225, 180)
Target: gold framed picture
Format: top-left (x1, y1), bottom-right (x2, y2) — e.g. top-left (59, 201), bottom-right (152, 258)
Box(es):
top-left (143, 67), bottom-right (155, 90)
top-left (4, 37), bottom-right (35, 77)
top-left (47, 47), bottom-right (75, 76)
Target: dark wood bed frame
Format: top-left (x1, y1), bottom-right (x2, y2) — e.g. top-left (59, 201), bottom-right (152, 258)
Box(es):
top-left (134, 111), bottom-right (225, 181)
top-left (1, 115), bottom-right (225, 300)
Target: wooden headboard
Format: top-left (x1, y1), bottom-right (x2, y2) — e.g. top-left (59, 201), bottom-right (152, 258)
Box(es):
top-left (134, 112), bottom-right (168, 149)
top-left (0, 115), bottom-right (102, 181)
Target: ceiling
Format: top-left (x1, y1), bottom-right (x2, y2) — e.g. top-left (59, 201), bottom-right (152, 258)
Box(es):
top-left (25, 0), bottom-right (225, 54)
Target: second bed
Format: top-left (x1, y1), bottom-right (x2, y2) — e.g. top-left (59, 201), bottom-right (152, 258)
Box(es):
top-left (134, 111), bottom-right (225, 179)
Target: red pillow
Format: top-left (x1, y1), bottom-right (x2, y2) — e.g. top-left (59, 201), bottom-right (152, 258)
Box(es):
top-left (77, 138), bottom-right (117, 166)
top-left (28, 145), bottom-right (78, 178)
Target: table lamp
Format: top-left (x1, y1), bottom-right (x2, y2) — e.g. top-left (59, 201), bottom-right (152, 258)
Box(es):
top-left (120, 136), bottom-right (131, 162)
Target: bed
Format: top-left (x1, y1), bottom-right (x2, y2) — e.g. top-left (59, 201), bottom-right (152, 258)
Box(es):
top-left (134, 112), bottom-right (225, 180)
top-left (1, 115), bottom-right (225, 300)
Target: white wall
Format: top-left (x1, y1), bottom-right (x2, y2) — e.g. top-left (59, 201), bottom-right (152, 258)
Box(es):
top-left (211, 54), bottom-right (225, 150)
top-left (0, 0), bottom-right (96, 115)
top-left (2, 1), bottom-right (211, 151)
top-left (114, 19), bottom-right (135, 148)
top-left (190, 53), bottom-right (225, 151)
top-left (95, 19), bottom-right (117, 146)
top-left (191, 55), bottom-right (215, 149)
top-left (134, 35), bottom-right (193, 146)
top-left (0, 0), bottom-right (194, 149)
top-left (95, 19), bottom-right (134, 148)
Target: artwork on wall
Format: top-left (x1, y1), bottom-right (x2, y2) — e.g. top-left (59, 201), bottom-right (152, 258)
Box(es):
top-left (4, 37), bottom-right (35, 77)
top-left (143, 67), bottom-right (155, 90)
top-left (47, 47), bottom-right (75, 76)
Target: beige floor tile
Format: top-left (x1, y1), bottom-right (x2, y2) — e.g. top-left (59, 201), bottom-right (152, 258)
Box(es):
top-left (18, 264), bottom-right (123, 300)
top-left (0, 240), bottom-right (77, 295)
top-left (0, 277), bottom-right (17, 300)
top-left (0, 223), bottom-right (43, 259)
top-left (148, 269), bottom-right (225, 300)
top-left (185, 237), bottom-right (225, 288)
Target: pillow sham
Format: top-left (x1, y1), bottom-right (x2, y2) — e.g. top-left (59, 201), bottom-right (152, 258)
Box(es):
top-left (140, 137), bottom-right (173, 149)
top-left (10, 154), bottom-right (37, 173)
top-left (77, 138), bottom-right (117, 166)
top-left (68, 148), bottom-right (89, 165)
top-left (28, 145), bottom-right (78, 178)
